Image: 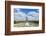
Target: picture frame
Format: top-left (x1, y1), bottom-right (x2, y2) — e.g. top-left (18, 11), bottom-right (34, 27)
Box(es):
top-left (5, 1), bottom-right (45, 35)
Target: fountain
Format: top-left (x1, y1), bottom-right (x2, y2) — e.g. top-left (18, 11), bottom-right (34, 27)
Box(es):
top-left (25, 15), bottom-right (29, 27)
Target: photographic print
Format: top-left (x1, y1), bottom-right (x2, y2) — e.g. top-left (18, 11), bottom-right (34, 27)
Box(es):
top-left (5, 1), bottom-right (45, 35)
top-left (14, 8), bottom-right (39, 27)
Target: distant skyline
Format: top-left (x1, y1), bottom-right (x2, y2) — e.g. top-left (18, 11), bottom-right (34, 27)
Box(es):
top-left (14, 8), bottom-right (39, 21)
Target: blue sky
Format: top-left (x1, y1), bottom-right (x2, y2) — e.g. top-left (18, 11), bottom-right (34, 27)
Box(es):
top-left (14, 8), bottom-right (39, 21)
top-left (14, 8), bottom-right (39, 14)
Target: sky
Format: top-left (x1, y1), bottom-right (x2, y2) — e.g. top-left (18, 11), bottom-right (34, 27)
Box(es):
top-left (14, 8), bottom-right (39, 21)
top-left (14, 8), bottom-right (39, 14)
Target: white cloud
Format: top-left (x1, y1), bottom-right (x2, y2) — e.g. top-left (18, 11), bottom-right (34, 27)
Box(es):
top-left (27, 11), bottom-right (39, 21)
top-left (14, 9), bottom-right (39, 21)
top-left (14, 11), bottom-right (26, 21)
